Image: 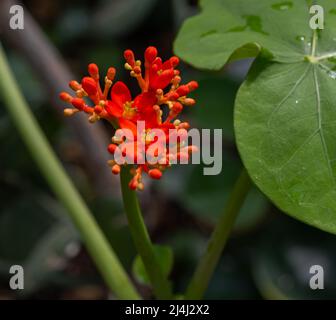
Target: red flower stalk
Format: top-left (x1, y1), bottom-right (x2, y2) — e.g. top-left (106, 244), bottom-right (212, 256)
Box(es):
top-left (60, 46), bottom-right (198, 190)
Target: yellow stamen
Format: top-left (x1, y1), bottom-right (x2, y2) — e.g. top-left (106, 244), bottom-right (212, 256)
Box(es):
top-left (88, 113), bottom-right (100, 123)
top-left (124, 63), bottom-right (132, 70)
top-left (122, 101), bottom-right (137, 120)
top-left (103, 77), bottom-right (112, 99)
top-left (63, 108), bottom-right (79, 116)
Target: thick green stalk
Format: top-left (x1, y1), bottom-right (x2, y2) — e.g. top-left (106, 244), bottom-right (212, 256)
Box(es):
top-left (120, 168), bottom-right (172, 299)
top-left (185, 168), bottom-right (252, 299)
top-left (0, 44), bottom-right (140, 300)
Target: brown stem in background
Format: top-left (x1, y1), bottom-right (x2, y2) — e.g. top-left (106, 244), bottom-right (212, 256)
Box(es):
top-left (0, 0), bottom-right (117, 196)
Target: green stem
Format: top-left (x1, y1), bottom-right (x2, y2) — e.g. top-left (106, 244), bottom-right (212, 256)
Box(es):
top-left (120, 168), bottom-right (172, 299)
top-left (185, 168), bottom-right (252, 299)
top-left (0, 43), bottom-right (140, 300)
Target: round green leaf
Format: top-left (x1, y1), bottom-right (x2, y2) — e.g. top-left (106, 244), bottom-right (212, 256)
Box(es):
top-left (174, 0), bottom-right (316, 69)
top-left (175, 0), bottom-right (336, 233)
top-left (235, 56), bottom-right (336, 234)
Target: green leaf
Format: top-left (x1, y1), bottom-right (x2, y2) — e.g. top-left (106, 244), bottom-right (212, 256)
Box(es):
top-left (235, 55), bottom-right (336, 234)
top-left (174, 0), bottom-right (317, 69)
top-left (132, 245), bottom-right (173, 286)
top-left (175, 0), bottom-right (336, 233)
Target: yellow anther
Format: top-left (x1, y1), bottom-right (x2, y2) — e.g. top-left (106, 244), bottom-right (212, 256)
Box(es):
top-left (112, 135), bottom-right (123, 143)
top-left (63, 108), bottom-right (79, 117)
top-left (76, 89), bottom-right (87, 98)
top-left (88, 113), bottom-right (100, 123)
top-left (104, 77), bottom-right (112, 86)
top-left (173, 119), bottom-right (181, 127)
top-left (122, 101), bottom-right (137, 120)
top-left (107, 160), bottom-right (116, 167)
top-left (124, 63), bottom-right (132, 70)
top-left (137, 182), bottom-right (144, 191)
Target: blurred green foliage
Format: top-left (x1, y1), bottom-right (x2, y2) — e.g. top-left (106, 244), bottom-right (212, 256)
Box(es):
top-left (1, 0), bottom-right (335, 300)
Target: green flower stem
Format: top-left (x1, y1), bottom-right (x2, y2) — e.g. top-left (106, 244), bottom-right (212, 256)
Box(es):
top-left (185, 168), bottom-right (252, 299)
top-left (120, 168), bottom-right (173, 299)
top-left (0, 44), bottom-right (140, 300)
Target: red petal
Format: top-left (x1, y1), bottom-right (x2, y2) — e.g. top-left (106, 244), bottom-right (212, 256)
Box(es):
top-left (88, 63), bottom-right (99, 79)
top-left (105, 100), bottom-right (123, 118)
top-left (188, 81), bottom-right (199, 91)
top-left (162, 60), bottom-right (172, 70)
top-left (59, 92), bottom-right (72, 102)
top-left (148, 169), bottom-right (162, 180)
top-left (140, 109), bottom-right (159, 128)
top-left (152, 57), bottom-right (162, 69)
top-left (161, 57), bottom-right (179, 70)
top-left (133, 92), bottom-right (157, 110)
top-left (170, 56), bottom-right (179, 67)
top-left (150, 69), bottom-right (174, 90)
top-left (119, 118), bottom-right (138, 137)
top-left (111, 164), bottom-right (121, 174)
top-left (176, 85), bottom-right (190, 97)
top-left (124, 50), bottom-right (135, 67)
top-left (107, 67), bottom-right (116, 81)
top-left (81, 77), bottom-right (97, 96)
top-left (111, 81), bottom-right (131, 106)
top-left (159, 123), bottom-right (175, 136)
top-left (108, 144), bottom-right (118, 154)
top-left (71, 98), bottom-right (85, 110)
top-left (145, 46), bottom-right (158, 63)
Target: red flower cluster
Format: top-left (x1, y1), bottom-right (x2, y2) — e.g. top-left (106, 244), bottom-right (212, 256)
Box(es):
top-left (60, 46), bottom-right (198, 190)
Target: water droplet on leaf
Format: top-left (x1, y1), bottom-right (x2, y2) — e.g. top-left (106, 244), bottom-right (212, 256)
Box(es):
top-left (328, 71), bottom-right (336, 79)
top-left (295, 35), bottom-right (305, 42)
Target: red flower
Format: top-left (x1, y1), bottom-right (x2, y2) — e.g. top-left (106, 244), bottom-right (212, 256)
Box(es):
top-left (59, 46), bottom-right (198, 190)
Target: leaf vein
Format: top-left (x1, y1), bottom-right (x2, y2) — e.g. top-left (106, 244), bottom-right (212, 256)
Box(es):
top-left (313, 65), bottom-right (336, 187)
top-left (267, 64), bottom-right (311, 129)
top-left (277, 128), bottom-right (319, 173)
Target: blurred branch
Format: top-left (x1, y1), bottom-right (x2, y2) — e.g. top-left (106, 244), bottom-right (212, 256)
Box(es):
top-left (0, 0), bottom-right (117, 196)
top-left (92, 0), bottom-right (157, 38)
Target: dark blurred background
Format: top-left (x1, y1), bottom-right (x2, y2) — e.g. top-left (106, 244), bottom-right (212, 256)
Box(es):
top-left (0, 0), bottom-right (336, 300)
